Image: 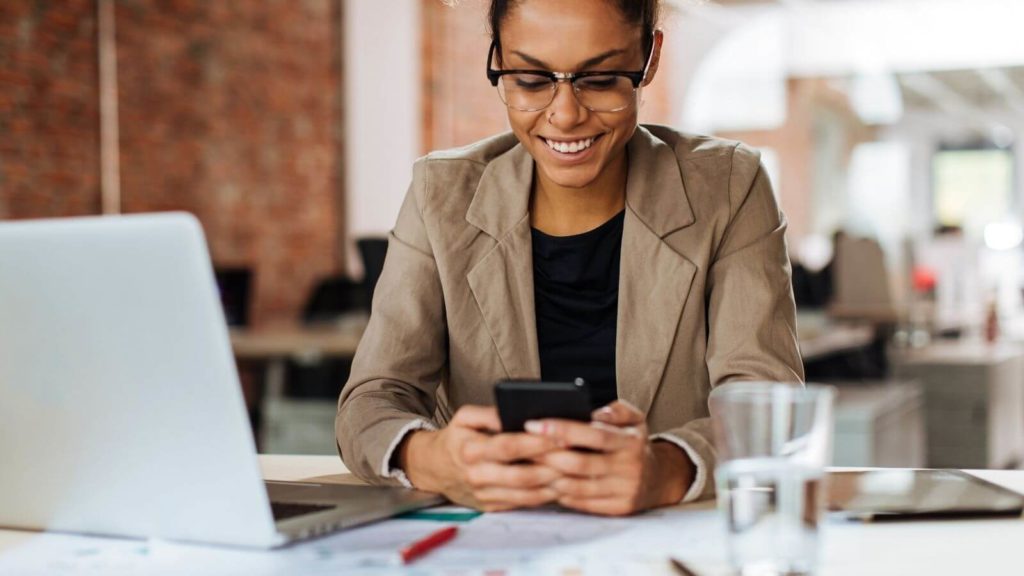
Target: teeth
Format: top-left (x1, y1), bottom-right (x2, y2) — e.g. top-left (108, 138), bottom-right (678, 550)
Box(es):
top-left (545, 136), bottom-right (595, 154)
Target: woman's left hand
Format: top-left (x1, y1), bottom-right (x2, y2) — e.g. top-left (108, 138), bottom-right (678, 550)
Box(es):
top-left (527, 400), bottom-right (693, 516)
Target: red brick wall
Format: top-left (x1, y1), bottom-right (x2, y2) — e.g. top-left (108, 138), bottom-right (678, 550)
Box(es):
top-left (0, 0), bottom-right (101, 218)
top-left (0, 1), bottom-right (344, 327)
top-left (115, 0), bottom-right (343, 326)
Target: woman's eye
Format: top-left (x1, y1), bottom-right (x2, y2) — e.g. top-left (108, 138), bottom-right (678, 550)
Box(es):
top-left (578, 76), bottom-right (619, 91)
top-left (513, 76), bottom-right (551, 91)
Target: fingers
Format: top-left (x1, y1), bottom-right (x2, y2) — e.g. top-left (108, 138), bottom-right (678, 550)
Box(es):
top-left (542, 451), bottom-right (645, 516)
top-left (472, 486), bottom-right (559, 511)
top-left (464, 462), bottom-right (560, 489)
top-left (525, 418), bottom-right (644, 453)
top-left (591, 400), bottom-right (645, 427)
top-left (551, 476), bottom-right (626, 499)
top-left (461, 432), bottom-right (561, 464)
top-left (460, 460), bottom-right (560, 512)
top-left (539, 449), bottom-right (608, 477)
top-left (450, 405), bottom-right (502, 433)
top-left (557, 496), bottom-right (637, 517)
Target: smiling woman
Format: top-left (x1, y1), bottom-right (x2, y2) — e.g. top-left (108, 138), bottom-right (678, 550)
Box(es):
top-left (336, 0), bottom-right (804, 516)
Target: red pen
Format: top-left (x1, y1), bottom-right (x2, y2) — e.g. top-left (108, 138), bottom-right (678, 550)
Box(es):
top-left (399, 525), bottom-right (459, 564)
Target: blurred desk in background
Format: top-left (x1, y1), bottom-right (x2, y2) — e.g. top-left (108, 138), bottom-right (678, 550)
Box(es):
top-left (230, 316), bottom-right (367, 454)
top-left (799, 323), bottom-right (876, 362)
top-left (891, 342), bottom-right (1024, 469)
top-left (230, 324), bottom-right (364, 362)
top-left (797, 311), bottom-right (881, 379)
top-left (833, 381), bottom-right (925, 468)
top-left (230, 320), bottom-right (365, 396)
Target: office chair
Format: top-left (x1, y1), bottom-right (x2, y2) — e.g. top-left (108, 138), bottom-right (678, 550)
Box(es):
top-left (214, 267), bottom-right (253, 327)
top-left (356, 237), bottom-right (388, 310)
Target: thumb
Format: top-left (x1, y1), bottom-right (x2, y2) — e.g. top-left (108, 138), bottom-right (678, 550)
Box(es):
top-left (591, 399), bottom-right (644, 427)
top-left (450, 405), bottom-right (502, 433)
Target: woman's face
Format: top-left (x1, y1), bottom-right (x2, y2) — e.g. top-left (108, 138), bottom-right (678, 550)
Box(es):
top-left (497, 0), bottom-right (661, 191)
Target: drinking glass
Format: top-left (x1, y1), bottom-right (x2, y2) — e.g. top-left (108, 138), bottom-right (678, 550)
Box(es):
top-left (709, 382), bottom-right (835, 576)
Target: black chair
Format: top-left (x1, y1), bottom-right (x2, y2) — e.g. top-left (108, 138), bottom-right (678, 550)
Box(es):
top-left (214, 267), bottom-right (253, 327)
top-left (286, 238), bottom-right (388, 399)
top-left (285, 275), bottom-right (364, 399)
top-left (301, 276), bottom-right (367, 324)
top-left (356, 237), bottom-right (388, 309)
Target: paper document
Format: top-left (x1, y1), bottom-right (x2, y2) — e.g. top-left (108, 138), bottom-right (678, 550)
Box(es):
top-left (0, 506), bottom-right (724, 576)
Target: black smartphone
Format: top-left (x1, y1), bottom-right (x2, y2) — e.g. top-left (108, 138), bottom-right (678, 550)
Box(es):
top-left (494, 378), bottom-right (592, 433)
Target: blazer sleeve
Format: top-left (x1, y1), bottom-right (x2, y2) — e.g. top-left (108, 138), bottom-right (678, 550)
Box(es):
top-left (335, 158), bottom-right (448, 485)
top-left (655, 143), bottom-right (805, 502)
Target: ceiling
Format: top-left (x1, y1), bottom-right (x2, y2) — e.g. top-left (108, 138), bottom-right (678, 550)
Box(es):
top-left (897, 67), bottom-right (1024, 116)
top-left (687, 0), bottom-right (1024, 118)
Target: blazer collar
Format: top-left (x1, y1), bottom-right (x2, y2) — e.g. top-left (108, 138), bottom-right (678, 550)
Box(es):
top-left (465, 141), bottom-right (534, 240)
top-left (465, 126), bottom-right (695, 240)
top-left (624, 126), bottom-right (695, 238)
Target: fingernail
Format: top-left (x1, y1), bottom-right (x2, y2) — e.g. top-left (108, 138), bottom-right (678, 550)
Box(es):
top-left (594, 406), bottom-right (614, 420)
top-left (525, 420), bottom-right (543, 434)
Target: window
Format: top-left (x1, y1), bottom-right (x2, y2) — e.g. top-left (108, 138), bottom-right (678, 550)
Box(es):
top-left (932, 146), bottom-right (1014, 237)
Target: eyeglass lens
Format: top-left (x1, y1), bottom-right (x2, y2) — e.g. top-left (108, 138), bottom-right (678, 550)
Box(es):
top-left (496, 73), bottom-right (635, 112)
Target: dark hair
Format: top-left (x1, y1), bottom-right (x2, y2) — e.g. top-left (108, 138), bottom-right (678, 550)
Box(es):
top-left (488, 0), bottom-right (661, 64)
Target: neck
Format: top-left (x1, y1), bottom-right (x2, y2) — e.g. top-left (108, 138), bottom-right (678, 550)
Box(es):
top-left (530, 152), bottom-right (628, 237)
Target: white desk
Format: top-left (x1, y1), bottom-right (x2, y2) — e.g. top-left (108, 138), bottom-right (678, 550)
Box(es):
top-left (3, 456), bottom-right (1024, 575)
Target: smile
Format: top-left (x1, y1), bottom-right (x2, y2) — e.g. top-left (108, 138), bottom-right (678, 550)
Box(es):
top-left (541, 135), bottom-right (600, 154)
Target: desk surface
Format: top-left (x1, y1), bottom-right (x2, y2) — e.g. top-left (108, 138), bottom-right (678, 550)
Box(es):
top-left (890, 340), bottom-right (1024, 365)
top-left (4, 456), bottom-right (1024, 575)
top-left (230, 326), bottom-right (364, 360)
top-left (799, 324), bottom-right (875, 361)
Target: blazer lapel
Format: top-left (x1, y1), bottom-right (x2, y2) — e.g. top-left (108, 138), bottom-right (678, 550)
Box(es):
top-left (465, 143), bottom-right (542, 380)
top-left (463, 127), bottom-right (699, 397)
top-left (616, 127), bottom-right (698, 415)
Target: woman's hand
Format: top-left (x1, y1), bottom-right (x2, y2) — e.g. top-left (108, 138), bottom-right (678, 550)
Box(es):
top-left (528, 400), bottom-right (695, 516)
top-left (399, 405), bottom-right (563, 512)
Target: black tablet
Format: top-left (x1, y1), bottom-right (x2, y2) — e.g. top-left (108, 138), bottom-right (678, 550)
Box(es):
top-left (828, 469), bottom-right (1024, 520)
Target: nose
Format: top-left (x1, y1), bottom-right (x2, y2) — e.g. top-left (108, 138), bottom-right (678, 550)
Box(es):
top-left (547, 80), bottom-right (587, 129)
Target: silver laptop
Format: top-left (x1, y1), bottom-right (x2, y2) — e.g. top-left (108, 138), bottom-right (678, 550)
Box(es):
top-left (0, 212), bottom-right (442, 548)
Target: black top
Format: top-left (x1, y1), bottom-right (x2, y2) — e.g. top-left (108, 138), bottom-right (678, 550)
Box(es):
top-left (531, 210), bottom-right (624, 410)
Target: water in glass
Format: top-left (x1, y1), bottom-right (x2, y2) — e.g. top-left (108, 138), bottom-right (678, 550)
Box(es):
top-left (716, 457), bottom-right (824, 576)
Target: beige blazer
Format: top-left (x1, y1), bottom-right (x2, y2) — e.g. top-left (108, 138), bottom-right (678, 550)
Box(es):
top-left (336, 125), bottom-right (804, 501)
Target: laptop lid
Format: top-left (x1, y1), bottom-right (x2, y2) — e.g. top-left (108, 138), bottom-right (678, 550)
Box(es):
top-left (0, 213), bottom-right (283, 547)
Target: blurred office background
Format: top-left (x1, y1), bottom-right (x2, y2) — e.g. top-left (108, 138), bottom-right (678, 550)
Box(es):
top-left (4, 0), bottom-right (1024, 466)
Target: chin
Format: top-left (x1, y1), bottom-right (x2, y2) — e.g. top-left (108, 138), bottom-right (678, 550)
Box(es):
top-left (538, 164), bottom-right (603, 190)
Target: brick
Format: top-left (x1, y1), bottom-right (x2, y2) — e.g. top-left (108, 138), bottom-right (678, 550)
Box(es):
top-left (0, 0), bottom-right (344, 327)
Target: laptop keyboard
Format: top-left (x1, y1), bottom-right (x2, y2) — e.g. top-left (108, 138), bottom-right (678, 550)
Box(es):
top-left (271, 501), bottom-right (334, 521)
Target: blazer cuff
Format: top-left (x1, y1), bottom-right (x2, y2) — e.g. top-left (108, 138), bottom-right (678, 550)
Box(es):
top-left (381, 419), bottom-right (438, 488)
top-left (650, 432), bottom-right (709, 504)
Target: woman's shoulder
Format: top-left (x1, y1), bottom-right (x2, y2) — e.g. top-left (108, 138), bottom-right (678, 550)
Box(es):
top-left (408, 132), bottom-right (526, 216)
top-left (418, 132), bottom-right (521, 168)
top-left (641, 124), bottom-right (766, 208)
top-left (641, 124), bottom-right (761, 169)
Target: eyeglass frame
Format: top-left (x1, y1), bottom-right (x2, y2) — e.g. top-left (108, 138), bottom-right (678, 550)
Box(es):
top-left (485, 36), bottom-right (656, 113)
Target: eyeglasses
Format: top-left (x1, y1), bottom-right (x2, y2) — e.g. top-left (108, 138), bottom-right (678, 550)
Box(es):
top-left (485, 39), bottom-right (654, 113)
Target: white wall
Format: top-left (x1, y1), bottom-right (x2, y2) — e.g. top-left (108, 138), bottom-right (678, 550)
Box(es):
top-left (344, 0), bottom-right (421, 277)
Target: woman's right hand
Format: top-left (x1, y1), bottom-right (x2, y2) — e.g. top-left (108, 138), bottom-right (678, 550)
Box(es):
top-left (399, 405), bottom-right (563, 511)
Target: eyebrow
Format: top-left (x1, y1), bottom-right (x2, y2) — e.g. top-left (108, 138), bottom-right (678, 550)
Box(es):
top-left (509, 48), bottom-right (629, 71)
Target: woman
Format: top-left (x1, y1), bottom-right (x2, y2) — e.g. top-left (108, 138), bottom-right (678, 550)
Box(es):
top-left (336, 0), bottom-right (803, 515)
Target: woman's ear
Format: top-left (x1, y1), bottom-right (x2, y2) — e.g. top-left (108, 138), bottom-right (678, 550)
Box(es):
top-left (643, 29), bottom-right (665, 87)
